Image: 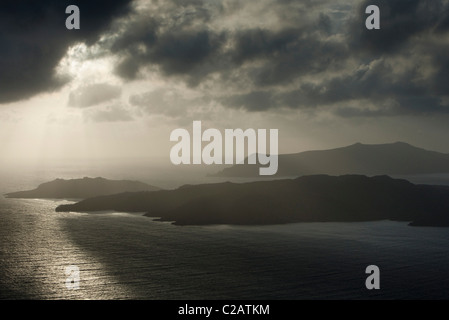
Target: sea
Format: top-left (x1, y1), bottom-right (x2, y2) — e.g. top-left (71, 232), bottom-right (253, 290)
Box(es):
top-left (1, 161), bottom-right (449, 300)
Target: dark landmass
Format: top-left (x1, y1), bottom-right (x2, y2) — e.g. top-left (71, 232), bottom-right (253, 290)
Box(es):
top-left (214, 142), bottom-right (449, 177)
top-left (6, 177), bottom-right (160, 199)
top-left (56, 175), bottom-right (449, 227)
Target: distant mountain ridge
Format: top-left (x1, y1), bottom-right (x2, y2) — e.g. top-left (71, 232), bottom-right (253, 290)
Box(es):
top-left (6, 177), bottom-right (160, 199)
top-left (215, 142), bottom-right (449, 177)
top-left (56, 175), bottom-right (449, 227)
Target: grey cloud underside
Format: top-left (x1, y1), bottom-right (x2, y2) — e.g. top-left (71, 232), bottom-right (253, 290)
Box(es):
top-left (68, 83), bottom-right (122, 108)
top-left (0, 0), bottom-right (133, 104)
top-left (113, 0), bottom-right (449, 116)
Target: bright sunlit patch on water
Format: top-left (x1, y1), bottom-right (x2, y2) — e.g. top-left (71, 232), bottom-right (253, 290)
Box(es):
top-left (0, 198), bottom-right (136, 299)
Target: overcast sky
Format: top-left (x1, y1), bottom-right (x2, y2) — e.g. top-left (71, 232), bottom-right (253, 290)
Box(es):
top-left (1, 0), bottom-right (448, 165)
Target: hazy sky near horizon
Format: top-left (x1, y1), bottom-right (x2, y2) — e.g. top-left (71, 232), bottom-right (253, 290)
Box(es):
top-left (1, 0), bottom-right (449, 165)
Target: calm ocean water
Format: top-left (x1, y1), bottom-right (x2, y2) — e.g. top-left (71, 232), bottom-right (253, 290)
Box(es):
top-left (1, 165), bottom-right (449, 300)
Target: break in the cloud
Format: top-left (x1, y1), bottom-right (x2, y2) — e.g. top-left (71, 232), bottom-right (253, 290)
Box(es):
top-left (349, 0), bottom-right (449, 54)
top-left (0, 0), bottom-right (133, 104)
top-left (68, 83), bottom-right (122, 108)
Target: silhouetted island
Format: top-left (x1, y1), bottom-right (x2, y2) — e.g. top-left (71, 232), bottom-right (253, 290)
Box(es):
top-left (214, 142), bottom-right (449, 177)
top-left (6, 177), bottom-right (160, 199)
top-left (56, 175), bottom-right (449, 227)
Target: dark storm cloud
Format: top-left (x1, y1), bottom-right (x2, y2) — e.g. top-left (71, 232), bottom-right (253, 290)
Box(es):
top-left (111, 13), bottom-right (346, 87)
top-left (244, 35), bottom-right (347, 87)
top-left (109, 1), bottom-right (227, 84)
top-left (0, 0), bottom-right (133, 104)
top-left (285, 61), bottom-right (424, 107)
top-left (222, 55), bottom-right (449, 116)
top-left (231, 28), bottom-right (302, 65)
top-left (428, 42), bottom-right (449, 96)
top-left (349, 0), bottom-right (449, 54)
top-left (228, 27), bottom-right (348, 87)
top-left (104, 0), bottom-right (449, 116)
top-left (115, 29), bottom-right (226, 82)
